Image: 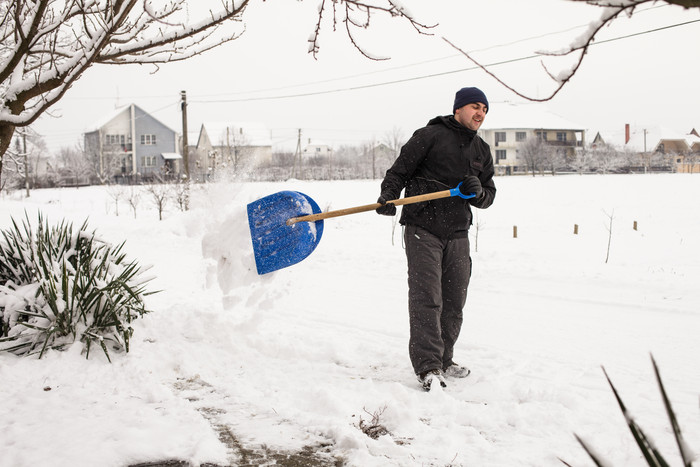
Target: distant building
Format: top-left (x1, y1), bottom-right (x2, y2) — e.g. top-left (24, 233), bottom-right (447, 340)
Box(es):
top-left (84, 104), bottom-right (180, 183)
top-left (598, 124), bottom-right (700, 173)
top-left (479, 104), bottom-right (585, 175)
top-left (590, 132), bottom-right (607, 150)
top-left (192, 121), bottom-right (272, 181)
top-left (302, 138), bottom-right (333, 159)
top-left (653, 127), bottom-right (700, 174)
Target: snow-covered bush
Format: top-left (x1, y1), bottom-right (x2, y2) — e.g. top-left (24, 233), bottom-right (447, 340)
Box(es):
top-left (0, 214), bottom-right (156, 361)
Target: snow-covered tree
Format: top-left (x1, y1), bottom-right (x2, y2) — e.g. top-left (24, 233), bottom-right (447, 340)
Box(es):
top-left (146, 179), bottom-right (169, 221)
top-left (0, 0), bottom-right (432, 187)
top-left (2, 127), bottom-right (50, 193)
top-left (590, 145), bottom-right (626, 174)
top-left (56, 146), bottom-right (92, 186)
top-left (543, 148), bottom-right (568, 175)
top-left (518, 136), bottom-right (550, 176)
top-left (382, 127), bottom-right (405, 178)
top-left (571, 147), bottom-right (593, 174)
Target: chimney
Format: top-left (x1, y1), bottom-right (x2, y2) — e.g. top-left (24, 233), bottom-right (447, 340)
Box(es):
top-left (625, 123), bottom-right (630, 144)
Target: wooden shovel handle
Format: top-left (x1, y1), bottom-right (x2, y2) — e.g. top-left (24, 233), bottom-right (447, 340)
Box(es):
top-left (286, 189), bottom-right (453, 225)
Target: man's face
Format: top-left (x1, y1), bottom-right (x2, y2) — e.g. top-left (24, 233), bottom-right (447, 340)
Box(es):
top-left (455, 102), bottom-right (487, 131)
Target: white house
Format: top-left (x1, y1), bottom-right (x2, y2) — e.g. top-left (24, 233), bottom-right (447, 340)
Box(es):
top-left (479, 104), bottom-right (586, 175)
top-left (302, 138), bottom-right (333, 159)
top-left (192, 121), bottom-right (273, 180)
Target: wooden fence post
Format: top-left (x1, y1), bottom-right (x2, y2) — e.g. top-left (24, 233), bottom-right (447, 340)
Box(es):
top-left (513, 225), bottom-right (518, 238)
top-left (574, 224), bottom-right (579, 235)
top-left (633, 221), bottom-right (638, 231)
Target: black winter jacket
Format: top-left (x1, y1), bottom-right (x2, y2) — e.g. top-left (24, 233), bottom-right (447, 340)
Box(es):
top-left (380, 115), bottom-right (496, 239)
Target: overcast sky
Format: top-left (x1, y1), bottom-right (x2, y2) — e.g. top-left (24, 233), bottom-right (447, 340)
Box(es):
top-left (33, 0), bottom-right (700, 154)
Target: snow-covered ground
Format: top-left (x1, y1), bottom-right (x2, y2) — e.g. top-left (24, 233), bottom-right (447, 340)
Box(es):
top-left (1, 173), bottom-right (698, 467)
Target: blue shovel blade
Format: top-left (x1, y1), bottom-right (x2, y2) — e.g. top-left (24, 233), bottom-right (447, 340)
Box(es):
top-left (247, 190), bottom-right (324, 275)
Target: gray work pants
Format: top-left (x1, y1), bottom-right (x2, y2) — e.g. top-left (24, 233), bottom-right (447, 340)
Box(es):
top-left (404, 224), bottom-right (471, 375)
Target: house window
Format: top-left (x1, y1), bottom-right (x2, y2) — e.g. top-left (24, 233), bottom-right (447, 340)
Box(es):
top-left (516, 132), bottom-right (527, 142)
top-left (556, 132), bottom-right (567, 142)
top-left (495, 150), bottom-right (507, 161)
top-left (495, 132), bottom-right (506, 144)
top-left (105, 134), bottom-right (121, 145)
top-left (141, 134), bottom-right (156, 145)
top-left (142, 156), bottom-right (157, 167)
top-left (536, 131), bottom-right (548, 141)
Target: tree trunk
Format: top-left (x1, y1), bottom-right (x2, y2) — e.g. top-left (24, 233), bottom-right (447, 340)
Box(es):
top-left (0, 123), bottom-right (17, 188)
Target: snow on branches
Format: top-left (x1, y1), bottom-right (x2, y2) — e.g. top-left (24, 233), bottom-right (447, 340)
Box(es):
top-left (0, 1), bottom-right (249, 128)
top-left (443, 0), bottom-right (690, 102)
top-left (306, 0), bottom-right (435, 60)
top-left (0, 0), bottom-right (251, 186)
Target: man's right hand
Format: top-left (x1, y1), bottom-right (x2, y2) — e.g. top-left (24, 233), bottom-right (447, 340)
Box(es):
top-left (375, 194), bottom-right (397, 216)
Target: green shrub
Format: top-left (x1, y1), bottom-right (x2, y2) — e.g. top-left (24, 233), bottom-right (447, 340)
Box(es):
top-left (0, 213), bottom-right (156, 361)
top-left (563, 355), bottom-right (695, 467)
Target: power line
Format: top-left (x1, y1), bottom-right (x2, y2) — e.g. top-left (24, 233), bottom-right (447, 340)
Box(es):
top-left (192, 18), bottom-right (700, 104)
top-left (191, 2), bottom-right (670, 99)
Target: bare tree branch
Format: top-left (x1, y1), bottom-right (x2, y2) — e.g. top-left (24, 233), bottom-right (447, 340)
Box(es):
top-left (308, 0), bottom-right (435, 60)
top-left (0, 0), bottom-right (438, 187)
top-left (443, 0), bottom-right (696, 102)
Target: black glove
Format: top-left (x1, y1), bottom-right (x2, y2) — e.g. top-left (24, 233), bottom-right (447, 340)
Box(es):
top-left (375, 193), bottom-right (397, 216)
top-left (459, 175), bottom-right (483, 200)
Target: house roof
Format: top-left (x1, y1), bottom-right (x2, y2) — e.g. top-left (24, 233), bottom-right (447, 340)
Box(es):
top-left (84, 104), bottom-right (131, 133)
top-left (84, 103), bottom-right (177, 134)
top-left (589, 124), bottom-right (700, 152)
top-left (161, 152), bottom-right (182, 160)
top-left (625, 126), bottom-right (699, 153)
top-left (481, 104), bottom-right (585, 131)
top-left (198, 121), bottom-right (272, 147)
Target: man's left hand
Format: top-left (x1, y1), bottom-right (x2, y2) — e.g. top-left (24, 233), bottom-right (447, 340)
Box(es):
top-left (459, 175), bottom-right (483, 199)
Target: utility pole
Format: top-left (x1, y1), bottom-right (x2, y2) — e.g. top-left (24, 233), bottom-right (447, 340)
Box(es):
top-left (328, 147), bottom-right (332, 180)
top-left (643, 128), bottom-right (648, 173)
top-left (180, 91), bottom-right (190, 179)
top-left (22, 129), bottom-right (29, 197)
top-left (291, 129), bottom-right (302, 179)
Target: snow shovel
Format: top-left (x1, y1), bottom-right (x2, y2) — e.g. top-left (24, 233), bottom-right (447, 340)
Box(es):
top-left (247, 184), bottom-right (475, 275)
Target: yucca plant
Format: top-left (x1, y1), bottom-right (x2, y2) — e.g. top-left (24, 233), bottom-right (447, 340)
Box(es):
top-left (0, 213), bottom-right (157, 361)
top-left (562, 355), bottom-right (696, 467)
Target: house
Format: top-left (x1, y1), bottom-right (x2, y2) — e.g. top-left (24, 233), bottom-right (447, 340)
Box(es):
top-left (83, 104), bottom-right (180, 183)
top-left (302, 138), bottom-right (333, 159)
top-left (610, 124), bottom-right (699, 172)
top-left (590, 132), bottom-right (607, 149)
top-left (479, 104), bottom-right (586, 175)
top-left (192, 121), bottom-right (272, 180)
top-left (653, 127), bottom-right (700, 174)
top-left (652, 127), bottom-right (700, 154)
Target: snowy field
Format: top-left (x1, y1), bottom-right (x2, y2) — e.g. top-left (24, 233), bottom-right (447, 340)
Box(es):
top-left (1, 173), bottom-right (698, 467)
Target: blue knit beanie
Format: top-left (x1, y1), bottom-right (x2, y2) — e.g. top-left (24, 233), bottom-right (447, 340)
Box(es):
top-left (453, 87), bottom-right (489, 113)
